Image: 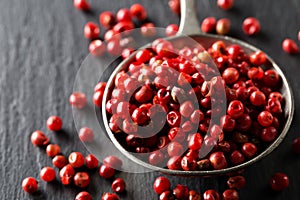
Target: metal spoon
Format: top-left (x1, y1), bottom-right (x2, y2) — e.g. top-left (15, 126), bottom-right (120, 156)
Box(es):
top-left (100, 0), bottom-right (294, 176)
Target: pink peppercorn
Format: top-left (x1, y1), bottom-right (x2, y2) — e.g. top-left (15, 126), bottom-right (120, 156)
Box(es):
top-left (242, 17), bottom-right (261, 35)
top-left (201, 17), bottom-right (216, 33)
top-left (69, 92), bottom-right (87, 109)
top-left (282, 38), bottom-right (299, 54)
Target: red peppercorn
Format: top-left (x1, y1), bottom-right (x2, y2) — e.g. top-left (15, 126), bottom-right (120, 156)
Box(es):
top-left (190, 110), bottom-right (204, 124)
top-left (217, 0), bottom-right (234, 10)
top-left (167, 110), bottom-right (181, 127)
top-left (104, 30), bottom-right (119, 42)
top-left (292, 138), bottom-right (300, 154)
top-left (249, 51), bottom-right (267, 66)
top-left (113, 21), bottom-right (134, 33)
top-left (220, 115), bottom-right (236, 132)
top-left (69, 92), bottom-right (87, 108)
top-left (227, 45), bottom-right (244, 59)
top-left (75, 191), bottom-right (92, 200)
top-left (160, 191), bottom-right (175, 200)
top-left (222, 189), bottom-right (239, 200)
top-left (250, 91), bottom-right (266, 106)
top-left (222, 67), bottom-right (239, 84)
top-left (116, 8), bottom-right (132, 22)
top-left (257, 111), bottom-right (274, 127)
top-left (40, 166), bottom-right (56, 182)
top-left (93, 90), bottom-right (104, 107)
top-left (230, 150), bottom-right (245, 165)
top-left (181, 121), bottom-right (194, 133)
top-left (103, 155), bottom-right (123, 169)
top-left (135, 49), bottom-right (152, 63)
top-left (210, 125), bottom-right (224, 141)
top-left (85, 154), bottom-right (99, 169)
top-left (188, 190), bottom-right (201, 200)
top-left (179, 48), bottom-right (193, 61)
top-left (186, 149), bottom-right (200, 161)
top-left (181, 156), bottom-right (198, 171)
top-left (241, 142), bottom-right (257, 158)
top-left (22, 177), bottom-right (38, 194)
top-left (168, 0), bottom-right (180, 15)
top-left (234, 81), bottom-right (246, 90)
top-left (99, 164), bottom-right (115, 179)
top-left (121, 48), bottom-right (134, 59)
top-left (73, 0), bottom-right (90, 11)
top-left (270, 173), bottom-right (289, 191)
top-left (106, 39), bottom-right (122, 56)
top-left (227, 100), bottom-right (244, 119)
top-left (282, 38), bottom-right (299, 54)
top-left (266, 98), bottom-right (282, 114)
top-left (153, 176), bottom-right (171, 195)
top-left (130, 3), bottom-right (147, 21)
top-left (59, 164), bottom-right (75, 185)
top-left (247, 86), bottom-right (258, 96)
top-left (157, 88), bottom-right (171, 104)
top-left (94, 82), bottom-right (107, 92)
top-left (188, 133), bottom-right (203, 150)
top-left (106, 101), bottom-right (119, 116)
top-left (242, 17), bottom-right (261, 35)
top-left (247, 67), bottom-right (264, 81)
top-left (112, 178), bottom-right (126, 193)
top-left (227, 176), bottom-right (246, 190)
top-left (122, 118), bottom-right (138, 134)
top-left (173, 184), bottom-right (189, 200)
top-left (140, 23), bottom-right (156, 37)
top-left (102, 193), bottom-right (120, 200)
top-left (68, 152), bottom-right (85, 168)
top-left (260, 126), bottom-right (278, 142)
top-left (263, 69), bottom-right (280, 88)
top-left (211, 40), bottom-right (226, 54)
top-left (99, 11), bottom-right (116, 29)
top-left (124, 77), bottom-right (139, 94)
top-left (89, 40), bottom-right (106, 57)
top-left (84, 22), bottom-right (100, 39)
top-left (74, 172), bottom-right (90, 188)
top-left (154, 40), bottom-right (175, 57)
top-left (225, 87), bottom-right (238, 102)
top-left (126, 134), bottom-right (143, 147)
top-left (180, 101), bottom-right (194, 118)
top-left (203, 190), bottom-right (220, 200)
top-left (47, 116), bottom-right (63, 131)
top-left (46, 144), bottom-right (61, 157)
top-left (31, 130), bottom-right (49, 146)
top-left (165, 24), bottom-right (179, 37)
top-left (201, 17), bottom-right (216, 33)
top-left (52, 155), bottom-right (68, 169)
top-left (148, 151), bottom-right (165, 166)
top-left (79, 127), bottom-right (94, 143)
top-left (167, 141), bottom-right (184, 157)
top-left (216, 18), bottom-right (231, 35)
top-left (209, 151), bottom-right (228, 170)
top-left (192, 72), bottom-right (204, 85)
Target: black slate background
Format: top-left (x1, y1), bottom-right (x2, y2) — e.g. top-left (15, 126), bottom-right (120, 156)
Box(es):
top-left (1, 0), bottom-right (300, 199)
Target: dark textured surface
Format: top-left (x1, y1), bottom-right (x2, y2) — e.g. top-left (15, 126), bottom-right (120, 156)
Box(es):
top-left (1, 0), bottom-right (300, 199)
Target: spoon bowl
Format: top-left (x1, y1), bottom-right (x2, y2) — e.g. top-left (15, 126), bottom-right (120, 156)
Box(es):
top-left (101, 0), bottom-right (294, 176)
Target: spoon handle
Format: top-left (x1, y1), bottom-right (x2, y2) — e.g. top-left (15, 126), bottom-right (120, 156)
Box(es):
top-left (178, 0), bottom-right (201, 35)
